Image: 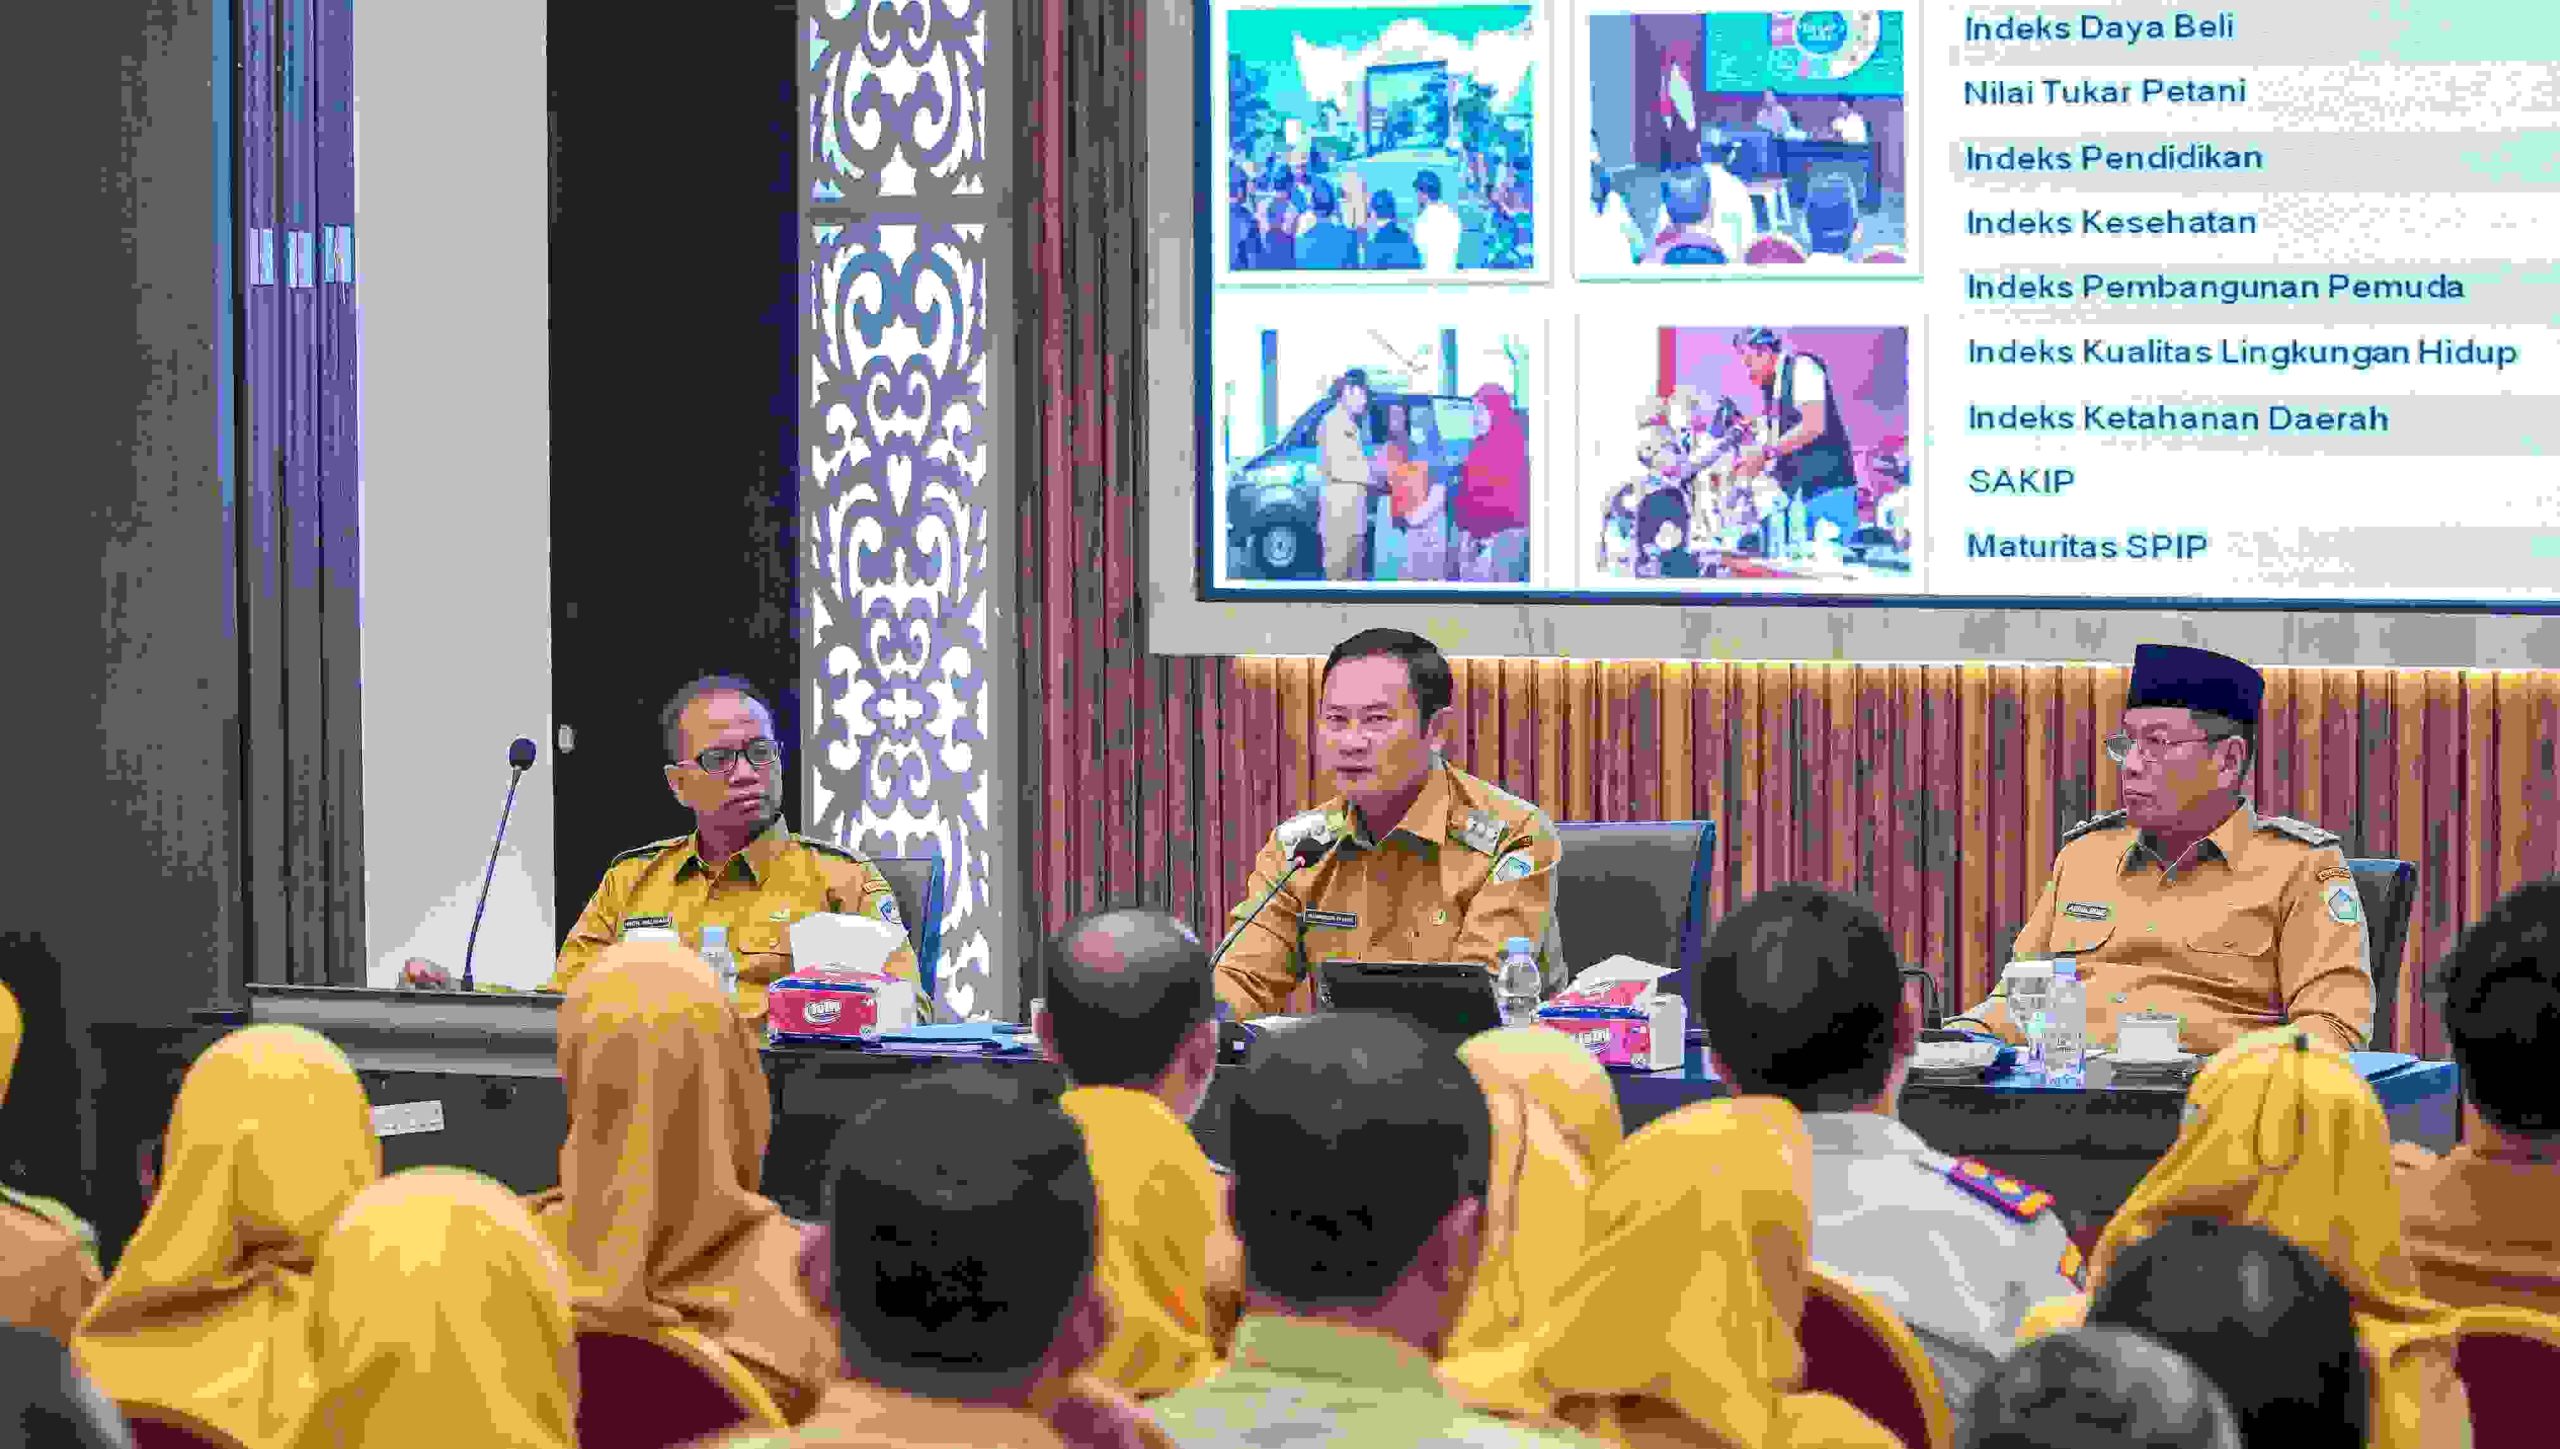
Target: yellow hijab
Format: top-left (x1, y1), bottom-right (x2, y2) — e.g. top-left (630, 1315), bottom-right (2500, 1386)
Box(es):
top-left (284, 1167), bottom-right (577, 1449)
top-left (75, 1024), bottom-right (380, 1445)
top-left (533, 942), bottom-right (837, 1419)
top-left (1441, 1029), bottom-right (1624, 1364)
top-left (1055, 1085), bottom-right (1236, 1396)
top-left (1447, 1096), bottom-right (1900, 1449)
top-left (2018, 1028), bottom-right (2471, 1449)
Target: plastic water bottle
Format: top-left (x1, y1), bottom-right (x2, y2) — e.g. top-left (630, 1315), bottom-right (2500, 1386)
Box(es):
top-left (1498, 936), bottom-right (1543, 1028)
top-left (2045, 957), bottom-right (2087, 1087)
top-left (699, 924), bottom-right (740, 999)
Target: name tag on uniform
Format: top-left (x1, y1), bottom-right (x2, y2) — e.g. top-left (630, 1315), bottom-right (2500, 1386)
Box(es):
top-left (1303, 910), bottom-right (1359, 930)
top-left (620, 916), bottom-right (676, 940)
top-left (2062, 902), bottom-right (2111, 922)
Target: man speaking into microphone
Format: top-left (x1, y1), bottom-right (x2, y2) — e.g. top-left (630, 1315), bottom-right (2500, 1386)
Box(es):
top-left (1214, 629), bottom-right (1564, 1019)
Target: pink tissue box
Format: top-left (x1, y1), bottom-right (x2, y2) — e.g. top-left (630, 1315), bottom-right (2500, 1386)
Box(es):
top-left (1536, 1001), bottom-right (1685, 1071)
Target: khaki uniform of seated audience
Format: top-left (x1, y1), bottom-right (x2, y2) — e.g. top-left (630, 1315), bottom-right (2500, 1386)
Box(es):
top-left (74, 1024), bottom-right (383, 1446)
top-left (1216, 630), bottom-right (1563, 1020)
top-left (405, 674), bottom-right (920, 1019)
top-left (1951, 645), bottom-right (2374, 1053)
top-left (530, 943), bottom-right (840, 1422)
top-left (2390, 876), bottom-right (2560, 1315)
top-left (2086, 1218), bottom-right (2375, 1449)
top-left (2014, 1028), bottom-right (2471, 1449)
top-left (1151, 1014), bottom-right (1598, 1447)
top-left (701, 1062), bottom-right (1172, 1449)
top-left (0, 982), bottom-right (102, 1341)
top-left (1965, 1327), bottom-right (2244, 1449)
top-left (1441, 1096), bottom-right (1902, 1449)
top-left (0, 1322), bottom-right (131, 1449)
top-left (1693, 884), bottom-right (2078, 1419)
top-left (1438, 1028), bottom-right (1624, 1367)
top-left (280, 1167), bottom-right (578, 1449)
top-left (1034, 910), bottom-right (1247, 1396)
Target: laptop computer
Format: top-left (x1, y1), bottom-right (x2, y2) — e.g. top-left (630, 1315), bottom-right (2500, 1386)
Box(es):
top-left (1314, 959), bottom-right (1503, 1039)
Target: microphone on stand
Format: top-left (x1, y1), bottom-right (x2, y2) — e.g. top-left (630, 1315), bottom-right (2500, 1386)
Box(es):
top-left (461, 737), bottom-right (541, 992)
top-left (1208, 817), bottom-right (1344, 981)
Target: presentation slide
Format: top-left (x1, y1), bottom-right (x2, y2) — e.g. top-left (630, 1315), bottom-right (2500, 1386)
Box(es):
top-left (1196, 1), bottom-right (2560, 610)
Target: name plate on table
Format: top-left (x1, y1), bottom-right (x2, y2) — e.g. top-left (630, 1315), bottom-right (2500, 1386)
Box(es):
top-left (2114, 1012), bottom-right (2185, 1062)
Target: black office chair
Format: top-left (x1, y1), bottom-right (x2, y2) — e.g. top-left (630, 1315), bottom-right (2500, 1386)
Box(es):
top-left (864, 856), bottom-right (947, 1001)
top-left (1550, 821), bottom-right (1717, 1001)
top-left (2347, 858), bottom-right (2417, 1053)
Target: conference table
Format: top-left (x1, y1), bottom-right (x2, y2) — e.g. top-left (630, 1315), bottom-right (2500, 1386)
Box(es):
top-left (87, 988), bottom-right (2458, 1264)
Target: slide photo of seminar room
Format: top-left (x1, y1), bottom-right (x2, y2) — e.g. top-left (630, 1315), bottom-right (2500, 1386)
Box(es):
top-left (1589, 325), bottom-right (1911, 588)
top-left (1221, 4), bottom-right (1542, 276)
top-left (1213, 319), bottom-right (1535, 587)
top-left (1580, 9), bottom-right (1907, 271)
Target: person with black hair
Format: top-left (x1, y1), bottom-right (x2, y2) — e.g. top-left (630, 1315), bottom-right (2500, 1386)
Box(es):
top-left (2394, 875), bottom-right (2560, 1313)
top-left (1364, 190), bottom-right (1422, 269)
top-left (1412, 168), bottom-right (1462, 273)
top-left (1212, 629), bottom-right (1564, 1019)
top-left (1641, 168), bottom-right (1726, 265)
top-left (1946, 644), bottom-right (2373, 1053)
top-left (2088, 1217), bottom-right (2371, 1449)
top-left (405, 673), bottom-right (922, 1019)
top-left (736, 1064), bottom-right (1162, 1449)
top-left (1150, 1014), bottom-right (1587, 1447)
top-left (1696, 883), bottom-right (2077, 1419)
top-left (0, 1323), bottom-right (129, 1449)
top-left (1034, 910), bottom-right (1246, 1396)
top-left (1297, 180), bottom-right (1359, 269)
top-left (1963, 1328), bottom-right (2243, 1449)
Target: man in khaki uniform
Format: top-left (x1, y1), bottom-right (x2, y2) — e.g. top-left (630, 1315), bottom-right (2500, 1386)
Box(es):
top-left (2391, 877), bottom-right (2560, 1314)
top-left (1319, 370), bottom-right (1372, 581)
top-left (1948, 644), bottom-right (2372, 1054)
top-left (1214, 629), bottom-right (1563, 1020)
top-left (405, 675), bottom-right (920, 1021)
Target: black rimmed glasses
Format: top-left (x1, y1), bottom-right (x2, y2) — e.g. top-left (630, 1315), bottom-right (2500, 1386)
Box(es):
top-left (685, 739), bottom-right (781, 775)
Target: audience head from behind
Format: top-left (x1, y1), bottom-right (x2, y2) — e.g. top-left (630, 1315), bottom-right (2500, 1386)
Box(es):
top-left (0, 1323), bottom-right (130, 1449)
top-left (1309, 179), bottom-right (1338, 220)
top-left (1035, 909), bottom-right (1219, 1122)
top-left (1369, 190), bottom-right (1400, 226)
top-left (1695, 883), bottom-right (1914, 1115)
top-left (2434, 875), bottom-right (2560, 1147)
top-left (825, 1063), bottom-right (1110, 1405)
top-left (1659, 167), bottom-right (1710, 227)
top-left (1964, 1327), bottom-right (2242, 1449)
top-left (2089, 1217), bottom-right (2370, 1449)
top-left (1227, 1012), bottom-right (1491, 1355)
top-left (1414, 170), bottom-right (1443, 206)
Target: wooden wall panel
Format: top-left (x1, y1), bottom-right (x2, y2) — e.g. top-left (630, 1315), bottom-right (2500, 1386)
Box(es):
top-left (1046, 658), bottom-right (2560, 1060)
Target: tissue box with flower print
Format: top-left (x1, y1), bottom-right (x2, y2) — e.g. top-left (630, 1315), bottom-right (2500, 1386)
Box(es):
top-left (1536, 956), bottom-right (1687, 1071)
top-left (765, 970), bottom-right (918, 1045)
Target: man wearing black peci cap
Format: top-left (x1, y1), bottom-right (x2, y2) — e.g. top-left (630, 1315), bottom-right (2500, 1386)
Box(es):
top-left (1947, 644), bottom-right (2374, 1053)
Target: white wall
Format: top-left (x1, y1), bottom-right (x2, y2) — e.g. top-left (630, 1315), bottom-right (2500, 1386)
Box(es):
top-left (356, 1), bottom-right (558, 988)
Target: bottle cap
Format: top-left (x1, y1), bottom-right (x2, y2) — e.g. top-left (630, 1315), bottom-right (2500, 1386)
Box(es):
top-left (701, 924), bottom-right (728, 947)
top-left (1505, 936), bottom-right (1534, 954)
top-left (2053, 957), bottom-right (2076, 979)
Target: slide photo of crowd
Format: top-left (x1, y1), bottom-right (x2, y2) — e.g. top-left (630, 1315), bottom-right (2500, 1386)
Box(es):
top-left (1213, 315), bottom-right (1537, 586)
top-left (1580, 10), bottom-right (1907, 272)
top-left (1588, 325), bottom-right (1911, 588)
top-left (1221, 5), bottom-right (1542, 277)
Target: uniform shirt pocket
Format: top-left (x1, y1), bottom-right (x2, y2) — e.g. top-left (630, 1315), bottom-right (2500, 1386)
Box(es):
top-left (2050, 919), bottom-right (2117, 957)
top-left (736, 924), bottom-right (791, 983)
top-left (2187, 914), bottom-right (2276, 959)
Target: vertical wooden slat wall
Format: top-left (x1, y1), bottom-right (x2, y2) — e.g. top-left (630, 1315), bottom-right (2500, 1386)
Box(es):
top-left (1038, 659), bottom-right (2560, 1061)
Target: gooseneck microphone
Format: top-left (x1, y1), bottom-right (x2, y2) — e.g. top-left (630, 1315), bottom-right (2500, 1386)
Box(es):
top-left (1206, 821), bottom-right (1343, 982)
top-left (461, 737), bottom-right (541, 992)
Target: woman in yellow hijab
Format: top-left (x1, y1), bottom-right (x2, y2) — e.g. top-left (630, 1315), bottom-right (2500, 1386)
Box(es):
top-left (0, 980), bottom-right (104, 1339)
top-left (1445, 1095), bottom-right (1901, 1449)
top-left (1440, 1028), bottom-right (1625, 1367)
top-left (283, 1167), bottom-right (577, 1449)
top-left (75, 1024), bottom-right (380, 1445)
top-left (530, 942), bottom-right (838, 1422)
top-left (2014, 1028), bottom-right (2471, 1449)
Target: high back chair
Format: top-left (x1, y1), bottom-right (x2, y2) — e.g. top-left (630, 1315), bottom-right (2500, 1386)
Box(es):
top-left (1797, 1264), bottom-right (1954, 1449)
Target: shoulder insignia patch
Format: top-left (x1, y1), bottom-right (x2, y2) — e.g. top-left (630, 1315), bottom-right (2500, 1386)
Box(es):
top-left (1945, 1157), bottom-right (2055, 1221)
top-left (1457, 809), bottom-right (1505, 857)
top-left (2325, 880), bottom-right (2361, 925)
top-left (2257, 814), bottom-right (2342, 848)
top-left (876, 894), bottom-right (903, 927)
top-left (607, 836), bottom-right (686, 869)
top-left (797, 834), bottom-right (869, 865)
top-left (2058, 810), bottom-right (2130, 847)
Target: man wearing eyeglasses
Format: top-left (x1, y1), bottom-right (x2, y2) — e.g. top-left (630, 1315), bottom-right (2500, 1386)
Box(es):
top-left (402, 674), bottom-right (920, 1019)
top-left (1946, 644), bottom-right (2372, 1054)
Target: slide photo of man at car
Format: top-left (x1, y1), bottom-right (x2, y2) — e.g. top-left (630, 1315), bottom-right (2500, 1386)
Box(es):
top-left (1216, 326), bottom-right (1536, 587)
